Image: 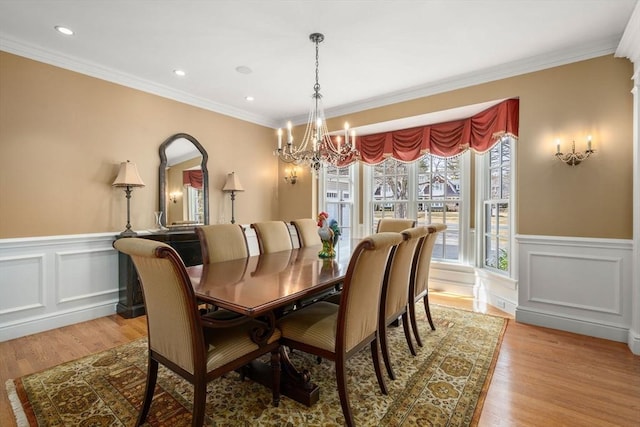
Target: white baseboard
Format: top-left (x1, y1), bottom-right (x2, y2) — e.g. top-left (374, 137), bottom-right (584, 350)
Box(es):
top-left (0, 301), bottom-right (117, 342)
top-left (516, 306), bottom-right (629, 343)
top-left (628, 328), bottom-right (640, 354)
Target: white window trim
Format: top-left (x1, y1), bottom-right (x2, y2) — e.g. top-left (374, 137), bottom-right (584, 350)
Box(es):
top-left (475, 136), bottom-right (518, 280)
top-left (318, 163), bottom-right (361, 238)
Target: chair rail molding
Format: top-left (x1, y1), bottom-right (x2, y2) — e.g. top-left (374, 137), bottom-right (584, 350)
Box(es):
top-left (3, 229), bottom-right (637, 355)
top-left (515, 234), bottom-right (636, 353)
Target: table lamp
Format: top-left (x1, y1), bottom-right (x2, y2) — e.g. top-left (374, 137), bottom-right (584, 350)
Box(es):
top-left (222, 172), bottom-right (244, 224)
top-left (112, 160), bottom-right (145, 236)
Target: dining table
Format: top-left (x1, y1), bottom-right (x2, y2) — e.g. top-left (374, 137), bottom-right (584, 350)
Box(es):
top-left (186, 238), bottom-right (362, 406)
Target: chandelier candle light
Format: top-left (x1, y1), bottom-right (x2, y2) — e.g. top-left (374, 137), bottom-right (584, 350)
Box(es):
top-left (274, 33), bottom-right (359, 170)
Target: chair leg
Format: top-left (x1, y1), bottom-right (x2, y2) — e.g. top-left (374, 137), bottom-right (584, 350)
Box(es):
top-left (270, 349), bottom-right (281, 407)
top-left (136, 357), bottom-right (158, 427)
top-left (370, 339), bottom-right (388, 395)
top-left (423, 293), bottom-right (436, 331)
top-left (401, 311), bottom-right (417, 356)
top-left (336, 357), bottom-right (355, 427)
top-left (379, 320), bottom-right (395, 380)
top-left (192, 378), bottom-right (207, 427)
top-left (408, 300), bottom-right (423, 347)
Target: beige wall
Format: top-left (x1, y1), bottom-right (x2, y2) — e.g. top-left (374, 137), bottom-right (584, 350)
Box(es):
top-left (0, 52), bottom-right (278, 238)
top-left (279, 55), bottom-right (634, 239)
top-left (1, 52), bottom-right (633, 239)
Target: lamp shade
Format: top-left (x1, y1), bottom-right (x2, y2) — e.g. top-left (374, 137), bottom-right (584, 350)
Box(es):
top-left (112, 160), bottom-right (145, 187)
top-left (222, 172), bottom-right (244, 192)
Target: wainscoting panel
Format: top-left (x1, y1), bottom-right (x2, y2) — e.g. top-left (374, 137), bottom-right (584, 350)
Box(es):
top-left (527, 252), bottom-right (622, 314)
top-left (0, 254), bottom-right (45, 316)
top-left (516, 235), bottom-right (633, 343)
top-left (56, 248), bottom-right (119, 305)
top-left (0, 233), bottom-right (119, 341)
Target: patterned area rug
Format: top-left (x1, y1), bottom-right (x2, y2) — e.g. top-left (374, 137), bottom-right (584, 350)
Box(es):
top-left (7, 305), bottom-right (507, 426)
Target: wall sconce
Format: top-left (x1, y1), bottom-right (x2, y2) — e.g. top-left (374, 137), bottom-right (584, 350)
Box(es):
top-left (169, 192), bottom-right (181, 203)
top-left (284, 167), bottom-right (298, 185)
top-left (555, 136), bottom-right (595, 166)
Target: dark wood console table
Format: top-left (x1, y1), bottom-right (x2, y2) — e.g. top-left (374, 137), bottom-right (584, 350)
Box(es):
top-left (117, 230), bottom-right (202, 318)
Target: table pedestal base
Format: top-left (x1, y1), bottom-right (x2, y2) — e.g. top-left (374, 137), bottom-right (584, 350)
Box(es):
top-left (245, 348), bottom-right (320, 407)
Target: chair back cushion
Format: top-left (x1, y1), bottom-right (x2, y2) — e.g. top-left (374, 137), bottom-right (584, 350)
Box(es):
top-left (113, 238), bottom-right (201, 374)
top-left (251, 221), bottom-right (293, 253)
top-left (291, 218), bottom-right (322, 247)
top-left (384, 227), bottom-right (429, 320)
top-left (377, 218), bottom-right (417, 233)
top-left (195, 224), bottom-right (248, 263)
top-left (339, 232), bottom-right (404, 352)
top-left (413, 223), bottom-right (447, 299)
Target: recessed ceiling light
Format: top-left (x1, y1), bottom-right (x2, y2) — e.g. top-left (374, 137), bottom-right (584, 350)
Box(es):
top-left (245, 96), bottom-right (254, 102)
top-left (173, 69), bottom-right (186, 77)
top-left (235, 66), bottom-right (252, 75)
top-left (54, 26), bottom-right (74, 36)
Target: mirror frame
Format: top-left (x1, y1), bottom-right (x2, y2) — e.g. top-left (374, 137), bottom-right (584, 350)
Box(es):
top-left (159, 133), bottom-right (209, 227)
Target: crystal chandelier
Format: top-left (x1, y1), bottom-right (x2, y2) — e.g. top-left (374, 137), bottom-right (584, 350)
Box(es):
top-left (274, 33), bottom-right (359, 170)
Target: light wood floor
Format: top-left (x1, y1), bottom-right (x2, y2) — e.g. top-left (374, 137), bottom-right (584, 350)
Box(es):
top-left (1, 293), bottom-right (638, 426)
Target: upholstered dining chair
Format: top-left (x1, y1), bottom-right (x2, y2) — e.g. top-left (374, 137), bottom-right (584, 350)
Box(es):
top-left (376, 218), bottom-right (417, 233)
top-left (251, 221), bottom-right (294, 254)
top-left (194, 224), bottom-right (250, 319)
top-left (277, 232), bottom-right (404, 427)
top-left (195, 223), bottom-right (249, 263)
top-left (291, 217), bottom-right (341, 308)
top-left (290, 218), bottom-right (322, 247)
top-left (378, 226), bottom-right (429, 380)
top-left (113, 238), bottom-right (281, 427)
top-left (409, 223), bottom-right (447, 347)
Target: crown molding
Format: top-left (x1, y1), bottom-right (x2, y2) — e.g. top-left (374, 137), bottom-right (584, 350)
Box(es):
top-left (315, 35), bottom-right (622, 123)
top-left (615, 1), bottom-right (640, 80)
top-left (1, 34), bottom-right (622, 129)
top-left (0, 35), bottom-right (279, 129)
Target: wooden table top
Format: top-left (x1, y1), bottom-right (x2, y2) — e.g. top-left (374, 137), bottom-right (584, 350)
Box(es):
top-left (187, 239), bottom-right (361, 317)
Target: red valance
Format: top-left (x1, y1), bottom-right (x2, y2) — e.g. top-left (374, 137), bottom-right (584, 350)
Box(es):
top-left (183, 170), bottom-right (203, 189)
top-left (356, 98), bottom-right (519, 164)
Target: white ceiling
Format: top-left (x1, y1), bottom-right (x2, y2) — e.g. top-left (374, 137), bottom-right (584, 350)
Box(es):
top-left (0, 0), bottom-right (637, 131)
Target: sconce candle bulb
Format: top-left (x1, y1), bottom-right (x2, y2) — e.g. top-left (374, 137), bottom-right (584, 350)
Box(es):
top-left (284, 167), bottom-right (298, 185)
top-left (555, 136), bottom-right (596, 166)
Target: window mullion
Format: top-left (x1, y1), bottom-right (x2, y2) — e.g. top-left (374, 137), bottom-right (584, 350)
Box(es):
top-left (407, 161), bottom-right (417, 220)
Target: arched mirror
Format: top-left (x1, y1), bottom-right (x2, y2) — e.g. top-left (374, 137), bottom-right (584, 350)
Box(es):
top-left (159, 133), bottom-right (209, 227)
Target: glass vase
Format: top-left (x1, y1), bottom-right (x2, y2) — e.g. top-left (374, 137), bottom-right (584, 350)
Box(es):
top-left (154, 211), bottom-right (167, 231)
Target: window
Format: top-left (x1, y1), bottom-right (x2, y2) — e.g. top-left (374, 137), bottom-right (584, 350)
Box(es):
top-left (371, 159), bottom-right (409, 229)
top-left (186, 185), bottom-right (204, 224)
top-left (481, 137), bottom-right (513, 274)
top-left (366, 155), bottom-right (465, 262)
top-left (326, 191), bottom-right (338, 200)
top-left (319, 164), bottom-right (357, 241)
top-left (416, 155), bottom-right (461, 261)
